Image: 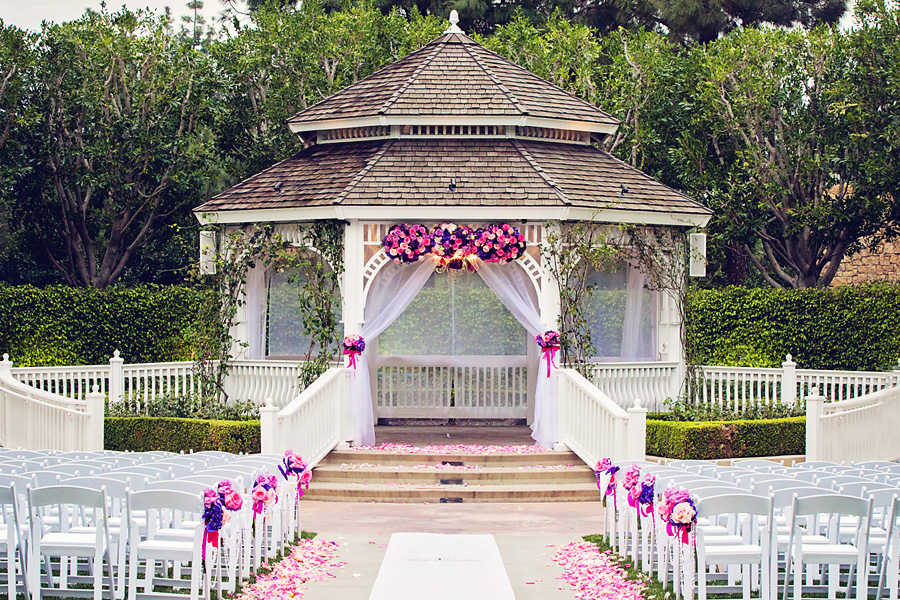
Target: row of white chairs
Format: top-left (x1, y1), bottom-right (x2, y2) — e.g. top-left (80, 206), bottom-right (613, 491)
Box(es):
top-left (600, 458), bottom-right (900, 600)
top-left (0, 448), bottom-right (307, 600)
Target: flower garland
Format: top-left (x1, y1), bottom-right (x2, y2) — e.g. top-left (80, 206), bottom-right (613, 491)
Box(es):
top-left (278, 450), bottom-right (312, 499)
top-left (251, 473), bottom-right (280, 516)
top-left (535, 330), bottom-right (561, 377)
top-left (431, 223), bottom-right (476, 271)
top-left (473, 223), bottom-right (527, 264)
top-left (201, 479), bottom-right (243, 559)
top-left (381, 223), bottom-right (434, 264)
top-left (342, 334), bottom-right (365, 369)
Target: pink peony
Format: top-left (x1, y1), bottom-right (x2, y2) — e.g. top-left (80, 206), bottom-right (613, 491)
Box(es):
top-left (251, 487), bottom-right (267, 502)
top-left (670, 502), bottom-right (696, 524)
top-left (203, 488), bottom-right (219, 508)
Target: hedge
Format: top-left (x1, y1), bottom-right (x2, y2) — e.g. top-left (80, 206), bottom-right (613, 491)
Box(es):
top-left (646, 417), bottom-right (805, 460)
top-left (688, 284), bottom-right (900, 371)
top-left (0, 284), bottom-right (205, 366)
top-left (105, 417), bottom-right (260, 453)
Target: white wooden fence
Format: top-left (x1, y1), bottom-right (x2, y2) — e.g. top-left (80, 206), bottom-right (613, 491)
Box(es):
top-left (557, 368), bottom-right (647, 466)
top-left (806, 385), bottom-right (900, 464)
top-left (260, 367), bottom-right (349, 467)
top-left (592, 361), bottom-right (679, 412)
top-left (9, 353), bottom-right (307, 409)
top-left (0, 355), bottom-right (103, 451)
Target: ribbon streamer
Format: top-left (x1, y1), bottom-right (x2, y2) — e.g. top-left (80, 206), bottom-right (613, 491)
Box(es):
top-left (202, 530), bottom-right (219, 560)
top-left (344, 348), bottom-right (360, 369)
top-left (542, 347), bottom-right (558, 377)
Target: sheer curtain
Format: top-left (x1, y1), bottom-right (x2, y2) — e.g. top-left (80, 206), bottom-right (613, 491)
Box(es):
top-left (621, 266), bottom-right (648, 360)
top-left (245, 263), bottom-right (268, 360)
top-left (351, 258), bottom-right (436, 445)
top-left (476, 260), bottom-right (557, 449)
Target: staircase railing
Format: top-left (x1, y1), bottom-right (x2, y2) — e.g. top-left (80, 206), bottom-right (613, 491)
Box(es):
top-left (0, 355), bottom-right (103, 451)
top-left (806, 385), bottom-right (900, 463)
top-left (557, 367), bottom-right (647, 467)
top-left (259, 367), bottom-right (349, 468)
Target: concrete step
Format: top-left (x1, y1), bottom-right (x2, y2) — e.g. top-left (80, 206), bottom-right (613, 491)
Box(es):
top-left (312, 464), bottom-right (597, 485)
top-left (302, 482), bottom-right (604, 503)
top-left (320, 450), bottom-right (585, 468)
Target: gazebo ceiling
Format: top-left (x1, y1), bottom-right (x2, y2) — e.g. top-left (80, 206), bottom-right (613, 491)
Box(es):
top-left (286, 32), bottom-right (619, 135)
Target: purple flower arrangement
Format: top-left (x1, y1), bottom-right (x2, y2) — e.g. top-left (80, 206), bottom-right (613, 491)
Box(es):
top-left (279, 449), bottom-right (313, 498)
top-left (343, 334), bottom-right (365, 369)
top-left (431, 223), bottom-right (476, 271)
top-left (535, 330), bottom-right (561, 350)
top-left (473, 223), bottom-right (526, 264)
top-left (659, 486), bottom-right (697, 544)
top-left (382, 224), bottom-right (434, 264)
top-left (201, 479), bottom-right (242, 558)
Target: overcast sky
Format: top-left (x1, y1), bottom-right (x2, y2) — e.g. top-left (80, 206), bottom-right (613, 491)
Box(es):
top-left (2, 0), bottom-right (227, 32)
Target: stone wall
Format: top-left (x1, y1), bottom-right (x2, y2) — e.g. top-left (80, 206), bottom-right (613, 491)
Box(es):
top-left (832, 240), bottom-right (900, 286)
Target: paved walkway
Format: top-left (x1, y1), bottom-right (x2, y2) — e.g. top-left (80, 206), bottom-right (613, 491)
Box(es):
top-left (300, 501), bottom-right (605, 599)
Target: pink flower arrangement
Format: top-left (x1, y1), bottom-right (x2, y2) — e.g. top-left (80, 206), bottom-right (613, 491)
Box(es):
top-left (473, 223), bottom-right (526, 264)
top-left (382, 224), bottom-right (434, 264)
top-left (658, 486), bottom-right (697, 544)
top-left (251, 473), bottom-right (279, 515)
top-left (342, 335), bottom-right (365, 369)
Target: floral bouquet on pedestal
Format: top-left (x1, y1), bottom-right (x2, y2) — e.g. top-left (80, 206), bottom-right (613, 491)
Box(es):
top-left (473, 223), bottom-right (526, 264)
top-left (382, 224), bottom-right (434, 264)
top-left (343, 335), bottom-right (365, 369)
top-left (535, 330), bottom-right (561, 377)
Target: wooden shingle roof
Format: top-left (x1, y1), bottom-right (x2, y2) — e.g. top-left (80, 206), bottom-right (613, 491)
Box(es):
top-left (286, 33), bottom-right (619, 129)
top-left (198, 139), bottom-right (710, 217)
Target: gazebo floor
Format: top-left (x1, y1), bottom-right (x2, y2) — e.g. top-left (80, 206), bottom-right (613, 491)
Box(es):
top-left (373, 424), bottom-right (534, 447)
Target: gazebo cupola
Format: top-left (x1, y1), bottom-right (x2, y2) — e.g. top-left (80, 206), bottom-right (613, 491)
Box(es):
top-left (194, 12), bottom-right (712, 446)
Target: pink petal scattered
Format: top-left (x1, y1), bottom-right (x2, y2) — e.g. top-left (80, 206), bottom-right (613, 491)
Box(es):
top-left (553, 542), bottom-right (645, 600)
top-left (352, 443), bottom-right (549, 455)
top-left (235, 539), bottom-right (345, 600)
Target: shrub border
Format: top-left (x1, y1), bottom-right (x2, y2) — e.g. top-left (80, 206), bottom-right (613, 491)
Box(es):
top-left (105, 416), bottom-right (260, 454)
top-left (646, 416), bottom-right (805, 460)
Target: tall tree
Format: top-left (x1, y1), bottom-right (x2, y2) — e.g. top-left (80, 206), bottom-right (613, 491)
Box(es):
top-left (22, 9), bottom-right (216, 288)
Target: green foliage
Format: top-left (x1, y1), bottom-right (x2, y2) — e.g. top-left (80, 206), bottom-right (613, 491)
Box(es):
top-left (646, 417), bottom-right (806, 459)
top-left (106, 394), bottom-right (258, 421)
top-left (661, 398), bottom-right (806, 421)
top-left (0, 285), bottom-right (203, 366)
top-left (688, 284), bottom-right (900, 371)
top-left (104, 417), bottom-right (261, 453)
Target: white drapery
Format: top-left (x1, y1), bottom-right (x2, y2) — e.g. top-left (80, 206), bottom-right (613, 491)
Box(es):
top-left (351, 258), bottom-right (436, 445)
top-left (245, 262), bottom-right (268, 360)
top-left (476, 260), bottom-right (557, 449)
top-left (621, 266), bottom-right (648, 360)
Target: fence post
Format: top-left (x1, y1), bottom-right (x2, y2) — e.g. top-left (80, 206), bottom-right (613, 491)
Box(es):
top-left (260, 397), bottom-right (279, 455)
top-left (0, 353), bottom-right (11, 379)
top-left (109, 350), bottom-right (124, 404)
top-left (893, 359), bottom-right (900, 388)
top-left (805, 386), bottom-right (825, 462)
top-left (782, 354), bottom-right (797, 405)
top-left (626, 399), bottom-right (648, 461)
top-left (86, 384), bottom-right (105, 451)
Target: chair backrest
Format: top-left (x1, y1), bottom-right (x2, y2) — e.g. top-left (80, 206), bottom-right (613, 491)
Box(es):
top-left (791, 470), bottom-right (821, 483)
top-left (180, 475), bottom-right (229, 487)
top-left (855, 461), bottom-right (897, 470)
top-left (837, 482), bottom-right (895, 497)
top-left (146, 480), bottom-right (209, 494)
top-left (126, 489), bottom-right (201, 514)
top-left (815, 474), bottom-right (873, 489)
top-left (29, 485), bottom-right (108, 510)
top-left (147, 462), bottom-right (195, 478)
top-left (796, 461), bottom-right (840, 469)
top-left (0, 473), bottom-right (32, 493)
top-left (690, 485), bottom-right (745, 499)
top-left (754, 478), bottom-right (820, 496)
top-left (65, 476), bottom-right (130, 498)
top-left (793, 493), bottom-right (872, 519)
top-left (101, 472), bottom-right (157, 489)
top-left (110, 465), bottom-right (173, 478)
top-left (28, 471), bottom-right (64, 488)
top-left (46, 464), bottom-right (100, 477)
top-left (697, 493), bottom-right (772, 519)
top-left (732, 459), bottom-right (781, 469)
top-left (16, 459), bottom-right (49, 473)
top-left (771, 487), bottom-right (831, 509)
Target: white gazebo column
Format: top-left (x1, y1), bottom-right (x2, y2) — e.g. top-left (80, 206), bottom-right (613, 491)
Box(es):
top-left (341, 219), bottom-right (365, 443)
top-left (535, 222), bottom-right (561, 425)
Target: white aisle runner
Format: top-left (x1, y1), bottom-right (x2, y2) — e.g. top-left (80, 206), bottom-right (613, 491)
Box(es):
top-left (368, 533), bottom-right (516, 600)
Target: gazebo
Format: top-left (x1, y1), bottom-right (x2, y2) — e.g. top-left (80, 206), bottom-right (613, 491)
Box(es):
top-left (194, 13), bottom-right (712, 450)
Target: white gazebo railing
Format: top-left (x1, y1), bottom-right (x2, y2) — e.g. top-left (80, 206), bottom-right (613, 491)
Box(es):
top-left (260, 367), bottom-right (350, 467)
top-left (376, 355), bottom-right (528, 419)
top-left (557, 368), bottom-right (647, 466)
top-left (806, 385), bottom-right (900, 464)
top-left (0, 355), bottom-right (103, 451)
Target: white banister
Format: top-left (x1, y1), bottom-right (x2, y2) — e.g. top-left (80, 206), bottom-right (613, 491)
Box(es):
top-left (591, 361), bottom-right (679, 411)
top-left (0, 354), bottom-right (97, 451)
top-left (557, 367), bottom-right (644, 467)
top-left (261, 367), bottom-right (349, 468)
top-left (807, 383), bottom-right (900, 463)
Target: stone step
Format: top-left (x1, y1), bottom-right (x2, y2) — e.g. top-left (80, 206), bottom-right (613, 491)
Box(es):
top-left (301, 482), bottom-right (604, 503)
top-left (321, 450), bottom-right (585, 468)
top-left (312, 464), bottom-right (597, 485)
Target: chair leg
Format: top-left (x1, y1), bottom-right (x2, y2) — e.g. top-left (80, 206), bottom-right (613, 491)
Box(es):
top-left (93, 548), bottom-right (103, 600)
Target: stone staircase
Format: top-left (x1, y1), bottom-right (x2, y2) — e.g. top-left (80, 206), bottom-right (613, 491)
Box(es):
top-left (305, 448), bottom-right (603, 503)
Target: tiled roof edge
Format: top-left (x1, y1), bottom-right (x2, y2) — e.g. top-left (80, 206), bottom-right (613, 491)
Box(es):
top-left (511, 140), bottom-right (570, 206)
top-left (334, 140), bottom-right (395, 205)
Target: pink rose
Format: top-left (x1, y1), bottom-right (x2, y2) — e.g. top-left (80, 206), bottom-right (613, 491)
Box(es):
top-left (251, 487), bottom-right (267, 502)
top-left (224, 489), bottom-right (243, 511)
top-left (671, 502), bottom-right (696, 524)
top-left (203, 488), bottom-right (219, 508)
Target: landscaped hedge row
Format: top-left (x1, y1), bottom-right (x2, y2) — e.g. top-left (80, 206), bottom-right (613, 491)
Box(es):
top-left (0, 284), bottom-right (206, 366)
top-left (688, 284), bottom-right (900, 371)
top-left (105, 417), bottom-right (260, 454)
top-left (646, 417), bottom-right (805, 460)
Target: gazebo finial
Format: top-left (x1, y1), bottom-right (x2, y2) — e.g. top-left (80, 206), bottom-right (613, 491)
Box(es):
top-left (444, 9), bottom-right (464, 34)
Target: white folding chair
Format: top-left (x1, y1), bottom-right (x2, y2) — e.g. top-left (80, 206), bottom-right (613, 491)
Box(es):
top-left (0, 483), bottom-right (28, 599)
top-left (876, 495), bottom-right (900, 600)
top-left (126, 490), bottom-right (206, 600)
top-left (27, 485), bottom-right (114, 600)
top-left (782, 494), bottom-right (872, 600)
top-left (696, 493), bottom-right (776, 600)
